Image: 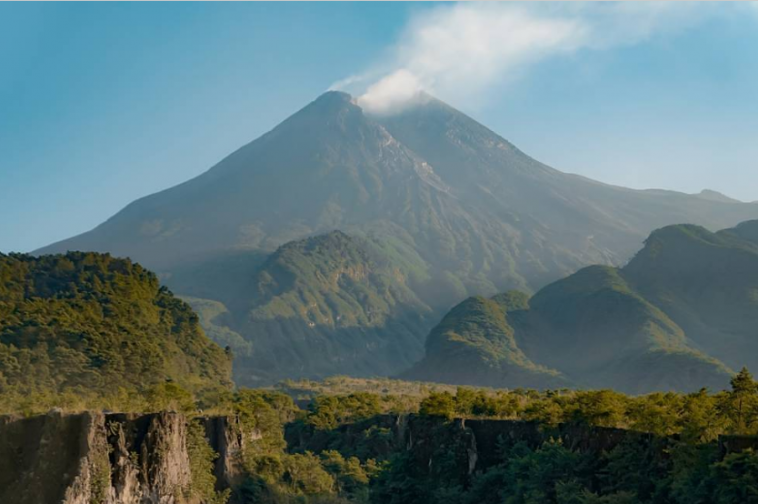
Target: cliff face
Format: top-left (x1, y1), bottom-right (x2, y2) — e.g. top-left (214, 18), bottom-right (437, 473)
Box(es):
top-left (0, 412), bottom-right (244, 504)
top-left (401, 416), bottom-right (659, 486)
top-left (6, 411), bottom-right (758, 504)
top-left (289, 413), bottom-right (758, 484)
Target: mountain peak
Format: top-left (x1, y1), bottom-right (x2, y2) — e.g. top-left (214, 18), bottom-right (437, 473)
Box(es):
top-left (262, 90), bottom-right (373, 148)
top-left (288, 90), bottom-right (359, 123)
top-left (313, 90), bottom-right (354, 107)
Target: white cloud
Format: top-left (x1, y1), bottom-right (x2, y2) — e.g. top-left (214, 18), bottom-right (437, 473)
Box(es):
top-left (356, 69), bottom-right (426, 115)
top-left (337, 2), bottom-right (726, 115)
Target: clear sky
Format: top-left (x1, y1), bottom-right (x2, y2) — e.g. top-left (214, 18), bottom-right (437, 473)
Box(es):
top-left (1, 2), bottom-right (757, 253)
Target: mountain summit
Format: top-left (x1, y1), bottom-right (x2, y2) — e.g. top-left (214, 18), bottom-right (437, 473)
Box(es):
top-left (40, 91), bottom-right (758, 297)
top-left (38, 92), bottom-right (758, 382)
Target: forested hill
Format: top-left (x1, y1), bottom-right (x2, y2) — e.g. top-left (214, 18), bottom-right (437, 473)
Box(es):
top-left (172, 231), bottom-right (435, 386)
top-left (406, 220), bottom-right (758, 393)
top-left (0, 252), bottom-right (232, 411)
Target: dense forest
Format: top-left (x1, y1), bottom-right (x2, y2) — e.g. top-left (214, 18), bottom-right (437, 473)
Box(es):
top-left (226, 372), bottom-right (758, 503)
top-left (177, 372), bottom-right (758, 503)
top-left (0, 252), bottom-right (232, 414)
top-left (272, 374), bottom-right (758, 504)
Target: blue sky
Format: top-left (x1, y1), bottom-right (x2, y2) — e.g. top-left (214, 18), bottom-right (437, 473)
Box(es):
top-left (1, 2), bottom-right (757, 253)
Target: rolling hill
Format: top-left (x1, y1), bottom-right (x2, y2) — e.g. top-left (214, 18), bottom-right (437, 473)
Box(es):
top-left (406, 221), bottom-right (758, 393)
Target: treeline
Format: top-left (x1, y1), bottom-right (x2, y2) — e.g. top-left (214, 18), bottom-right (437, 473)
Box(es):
top-left (168, 371), bottom-right (758, 503)
top-left (418, 368), bottom-right (758, 439)
top-left (294, 369), bottom-right (758, 439)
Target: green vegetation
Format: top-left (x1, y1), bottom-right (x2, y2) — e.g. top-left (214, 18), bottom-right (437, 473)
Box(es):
top-left (187, 419), bottom-right (232, 504)
top-left (286, 377), bottom-right (758, 504)
top-left (0, 252), bottom-right (232, 414)
top-left (181, 296), bottom-right (253, 358)
top-left (173, 231), bottom-right (436, 386)
top-left (197, 373), bottom-right (758, 504)
top-left (212, 389), bottom-right (381, 504)
top-left (276, 375), bottom-right (463, 400)
top-left (402, 294), bottom-right (566, 389)
top-left (408, 222), bottom-right (758, 394)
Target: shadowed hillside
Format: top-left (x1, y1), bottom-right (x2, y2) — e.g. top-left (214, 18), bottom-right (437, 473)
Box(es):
top-left (406, 220), bottom-right (758, 393)
top-left (175, 232), bottom-right (435, 385)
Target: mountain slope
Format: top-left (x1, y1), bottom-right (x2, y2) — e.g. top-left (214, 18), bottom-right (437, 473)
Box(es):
top-left (171, 231), bottom-right (435, 385)
top-left (36, 91), bottom-right (758, 383)
top-left (0, 252), bottom-right (232, 403)
top-left (39, 91), bottom-right (758, 297)
top-left (621, 223), bottom-right (758, 373)
top-left (408, 221), bottom-right (758, 393)
top-left (521, 264), bottom-right (731, 393)
top-left (401, 292), bottom-right (567, 389)
top-left (378, 94), bottom-right (758, 282)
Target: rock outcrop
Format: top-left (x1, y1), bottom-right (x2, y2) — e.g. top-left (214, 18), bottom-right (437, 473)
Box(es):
top-left (0, 412), bottom-right (243, 504)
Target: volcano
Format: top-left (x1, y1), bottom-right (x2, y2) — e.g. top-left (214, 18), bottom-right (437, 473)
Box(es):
top-left (38, 91), bottom-right (758, 384)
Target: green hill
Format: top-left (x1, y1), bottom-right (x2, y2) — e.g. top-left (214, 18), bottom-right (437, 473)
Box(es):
top-left (401, 293), bottom-right (566, 389)
top-left (174, 231), bottom-right (436, 386)
top-left (0, 252), bottom-right (232, 409)
top-left (407, 221), bottom-right (758, 393)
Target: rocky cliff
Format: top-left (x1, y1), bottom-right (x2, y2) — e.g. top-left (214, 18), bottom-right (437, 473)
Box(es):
top-left (288, 413), bottom-right (758, 483)
top-left (0, 412), bottom-right (244, 504)
top-left (6, 411), bottom-right (758, 504)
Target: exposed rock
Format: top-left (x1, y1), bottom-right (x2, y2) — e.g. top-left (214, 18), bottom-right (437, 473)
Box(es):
top-left (0, 412), bottom-right (100, 504)
top-left (201, 416), bottom-right (246, 490)
top-left (0, 412), bottom-right (241, 504)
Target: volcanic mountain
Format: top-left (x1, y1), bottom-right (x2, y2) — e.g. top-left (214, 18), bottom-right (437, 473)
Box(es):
top-left (38, 91), bottom-right (758, 383)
